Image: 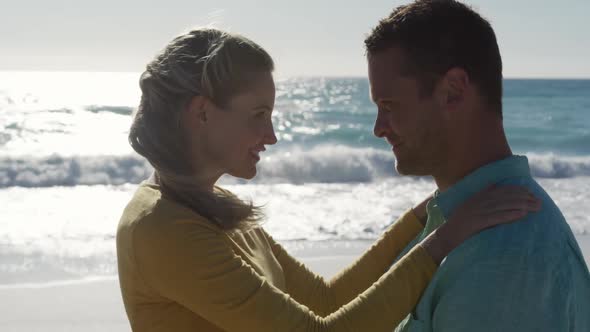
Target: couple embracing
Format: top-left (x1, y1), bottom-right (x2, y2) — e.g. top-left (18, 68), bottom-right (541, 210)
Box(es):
top-left (116, 1), bottom-right (590, 331)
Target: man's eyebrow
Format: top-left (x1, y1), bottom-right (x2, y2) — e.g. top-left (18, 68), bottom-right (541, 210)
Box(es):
top-left (376, 98), bottom-right (396, 105)
top-left (378, 98), bottom-right (393, 103)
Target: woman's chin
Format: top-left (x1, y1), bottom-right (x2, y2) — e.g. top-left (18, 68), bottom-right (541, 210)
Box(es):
top-left (228, 167), bottom-right (257, 180)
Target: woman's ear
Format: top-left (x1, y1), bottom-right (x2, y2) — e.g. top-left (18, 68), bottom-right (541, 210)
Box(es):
top-left (186, 96), bottom-right (208, 124)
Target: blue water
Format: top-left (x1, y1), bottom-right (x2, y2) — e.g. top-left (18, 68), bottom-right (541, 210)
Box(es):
top-left (1, 76), bottom-right (589, 187)
top-left (271, 78), bottom-right (590, 155)
top-left (0, 73), bottom-right (589, 284)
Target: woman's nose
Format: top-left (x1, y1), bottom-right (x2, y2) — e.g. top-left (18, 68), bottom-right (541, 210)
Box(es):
top-left (264, 124), bottom-right (278, 145)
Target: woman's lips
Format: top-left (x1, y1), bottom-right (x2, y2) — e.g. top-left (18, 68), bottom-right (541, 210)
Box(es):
top-left (249, 149), bottom-right (262, 161)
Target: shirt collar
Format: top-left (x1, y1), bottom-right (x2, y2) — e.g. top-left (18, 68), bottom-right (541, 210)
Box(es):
top-left (427, 155), bottom-right (532, 219)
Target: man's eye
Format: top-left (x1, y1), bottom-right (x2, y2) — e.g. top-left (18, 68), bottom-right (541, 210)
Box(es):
top-left (380, 104), bottom-right (393, 112)
top-left (382, 102), bottom-right (398, 112)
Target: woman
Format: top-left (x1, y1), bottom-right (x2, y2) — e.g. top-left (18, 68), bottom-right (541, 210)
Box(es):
top-left (116, 28), bottom-right (540, 331)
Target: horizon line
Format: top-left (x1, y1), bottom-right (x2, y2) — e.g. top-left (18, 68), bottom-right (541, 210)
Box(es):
top-left (1, 70), bottom-right (589, 80)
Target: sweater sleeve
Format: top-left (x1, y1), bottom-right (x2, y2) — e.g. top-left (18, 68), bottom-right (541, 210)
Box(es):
top-left (267, 209), bottom-right (425, 315)
top-left (133, 214), bottom-right (435, 332)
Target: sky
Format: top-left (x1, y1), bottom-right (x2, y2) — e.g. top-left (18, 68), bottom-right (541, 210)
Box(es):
top-left (1, 0), bottom-right (589, 78)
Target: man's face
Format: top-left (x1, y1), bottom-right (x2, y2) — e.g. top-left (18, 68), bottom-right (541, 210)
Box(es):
top-left (368, 47), bottom-right (449, 176)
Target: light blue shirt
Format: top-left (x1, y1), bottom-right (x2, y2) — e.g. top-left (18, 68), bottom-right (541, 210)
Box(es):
top-left (395, 155), bottom-right (590, 331)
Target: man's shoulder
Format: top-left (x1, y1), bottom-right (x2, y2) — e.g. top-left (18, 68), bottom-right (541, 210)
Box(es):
top-left (447, 176), bottom-right (571, 263)
top-left (498, 175), bottom-right (568, 236)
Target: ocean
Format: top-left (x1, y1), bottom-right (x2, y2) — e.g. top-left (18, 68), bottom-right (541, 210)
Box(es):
top-left (1, 71), bottom-right (589, 285)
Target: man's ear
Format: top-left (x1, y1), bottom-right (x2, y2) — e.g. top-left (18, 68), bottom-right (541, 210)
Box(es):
top-left (443, 67), bottom-right (469, 107)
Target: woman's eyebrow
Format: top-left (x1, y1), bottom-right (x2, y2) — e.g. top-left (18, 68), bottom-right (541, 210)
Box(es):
top-left (377, 98), bottom-right (398, 105)
top-left (253, 105), bottom-right (273, 111)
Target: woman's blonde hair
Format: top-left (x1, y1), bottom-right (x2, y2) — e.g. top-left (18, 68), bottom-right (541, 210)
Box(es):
top-left (129, 28), bottom-right (274, 231)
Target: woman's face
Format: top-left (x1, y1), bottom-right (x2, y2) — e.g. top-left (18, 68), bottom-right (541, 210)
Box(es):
top-left (199, 71), bottom-right (277, 180)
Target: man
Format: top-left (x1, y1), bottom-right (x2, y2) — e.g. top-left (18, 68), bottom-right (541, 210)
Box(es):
top-left (365, 0), bottom-right (590, 331)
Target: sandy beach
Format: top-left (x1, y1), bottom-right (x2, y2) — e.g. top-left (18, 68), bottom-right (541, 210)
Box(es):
top-left (0, 240), bottom-right (369, 332)
top-left (0, 236), bottom-right (588, 332)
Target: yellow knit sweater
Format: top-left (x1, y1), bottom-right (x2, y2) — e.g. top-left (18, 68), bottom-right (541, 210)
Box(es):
top-left (116, 183), bottom-right (436, 331)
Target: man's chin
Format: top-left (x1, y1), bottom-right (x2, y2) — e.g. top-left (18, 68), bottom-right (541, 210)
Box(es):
top-left (394, 160), bottom-right (428, 176)
top-left (394, 164), bottom-right (411, 176)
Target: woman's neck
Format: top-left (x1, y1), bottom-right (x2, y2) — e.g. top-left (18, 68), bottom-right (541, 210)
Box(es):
top-left (151, 171), bottom-right (220, 193)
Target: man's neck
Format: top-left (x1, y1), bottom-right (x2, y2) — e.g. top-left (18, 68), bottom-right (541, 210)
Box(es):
top-left (433, 119), bottom-right (512, 192)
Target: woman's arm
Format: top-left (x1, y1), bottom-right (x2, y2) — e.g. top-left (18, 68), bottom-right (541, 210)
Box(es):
top-left (133, 218), bottom-right (436, 332)
top-left (132, 186), bottom-right (539, 331)
top-left (266, 185), bottom-right (539, 316)
top-left (266, 208), bottom-right (426, 315)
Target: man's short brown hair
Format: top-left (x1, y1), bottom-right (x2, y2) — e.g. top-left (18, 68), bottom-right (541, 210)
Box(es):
top-left (365, 0), bottom-right (503, 114)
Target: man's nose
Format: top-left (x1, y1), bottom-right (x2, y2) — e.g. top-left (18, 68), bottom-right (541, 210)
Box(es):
top-left (373, 110), bottom-right (388, 138)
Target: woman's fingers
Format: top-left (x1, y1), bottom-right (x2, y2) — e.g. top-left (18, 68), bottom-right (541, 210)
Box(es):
top-left (477, 201), bottom-right (541, 228)
top-left (476, 186), bottom-right (534, 203)
top-left (448, 185), bottom-right (542, 232)
top-left (470, 186), bottom-right (540, 210)
top-left (478, 196), bottom-right (541, 214)
top-left (477, 208), bottom-right (534, 228)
